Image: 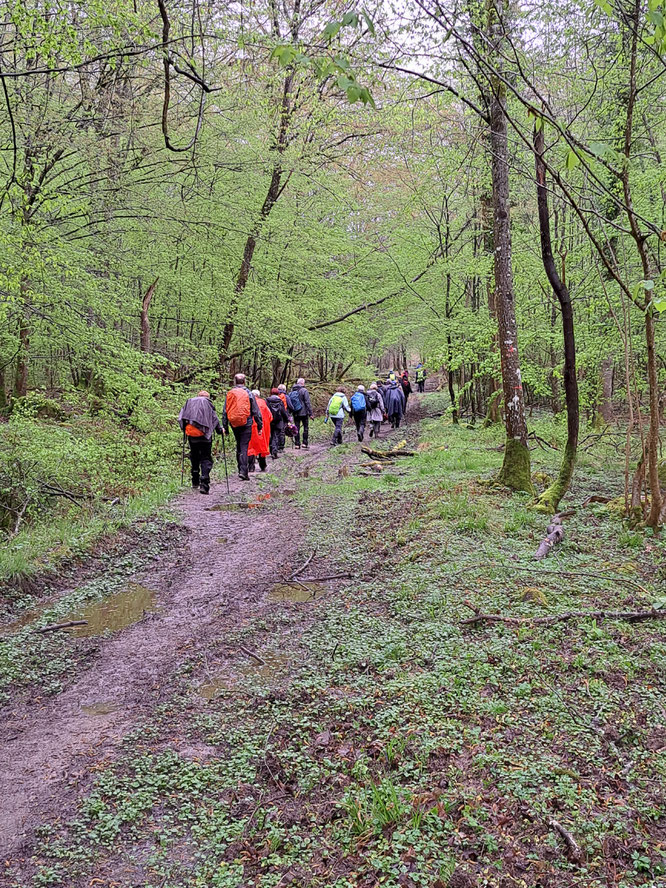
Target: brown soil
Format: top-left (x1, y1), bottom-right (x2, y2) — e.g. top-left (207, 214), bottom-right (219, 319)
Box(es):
top-left (0, 441), bottom-right (333, 858)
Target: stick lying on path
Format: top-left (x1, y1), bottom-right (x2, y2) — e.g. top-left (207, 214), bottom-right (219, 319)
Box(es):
top-left (289, 550), bottom-right (315, 581)
top-left (239, 645), bottom-right (265, 665)
top-left (35, 620), bottom-right (88, 634)
top-left (461, 600), bottom-right (666, 627)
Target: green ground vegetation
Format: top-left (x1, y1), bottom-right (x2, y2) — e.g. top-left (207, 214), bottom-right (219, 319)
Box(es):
top-left (11, 394), bottom-right (666, 888)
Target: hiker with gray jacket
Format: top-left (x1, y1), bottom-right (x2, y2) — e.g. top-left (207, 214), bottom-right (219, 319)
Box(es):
top-left (326, 388), bottom-right (351, 446)
top-left (178, 390), bottom-right (223, 494)
top-left (366, 383), bottom-right (385, 439)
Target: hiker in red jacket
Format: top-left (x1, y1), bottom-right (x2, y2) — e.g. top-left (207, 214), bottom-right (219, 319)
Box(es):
top-left (222, 374), bottom-right (263, 481)
top-left (248, 390), bottom-right (273, 472)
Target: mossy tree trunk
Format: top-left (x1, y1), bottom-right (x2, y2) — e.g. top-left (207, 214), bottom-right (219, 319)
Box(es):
top-left (488, 8), bottom-right (532, 492)
top-left (533, 125), bottom-right (579, 513)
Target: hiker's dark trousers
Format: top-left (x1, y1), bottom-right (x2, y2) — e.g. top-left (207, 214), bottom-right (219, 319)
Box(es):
top-left (231, 419), bottom-right (253, 478)
top-left (417, 380), bottom-right (425, 393)
top-left (371, 420), bottom-right (381, 438)
top-left (353, 409), bottom-right (366, 441)
top-left (269, 423), bottom-right (284, 457)
top-left (389, 413), bottom-right (401, 429)
top-left (189, 437), bottom-right (212, 490)
top-left (295, 415), bottom-right (309, 447)
top-left (331, 417), bottom-right (344, 445)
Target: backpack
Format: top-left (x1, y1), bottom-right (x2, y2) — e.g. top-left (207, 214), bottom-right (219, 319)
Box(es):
top-left (289, 388), bottom-right (303, 413)
top-left (366, 389), bottom-right (380, 410)
top-left (226, 388), bottom-right (251, 427)
top-left (351, 392), bottom-right (366, 413)
top-left (267, 398), bottom-right (282, 421)
top-left (328, 394), bottom-right (343, 416)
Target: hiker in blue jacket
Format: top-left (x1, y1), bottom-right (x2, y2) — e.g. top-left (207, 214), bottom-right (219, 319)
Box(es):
top-left (384, 379), bottom-right (405, 429)
top-left (326, 388), bottom-right (351, 446)
top-left (287, 377), bottom-right (313, 449)
top-left (350, 385), bottom-right (368, 442)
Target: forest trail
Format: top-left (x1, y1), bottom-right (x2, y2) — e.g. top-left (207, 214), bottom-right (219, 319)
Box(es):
top-left (0, 430), bottom-right (355, 857)
top-left (0, 389), bottom-right (427, 862)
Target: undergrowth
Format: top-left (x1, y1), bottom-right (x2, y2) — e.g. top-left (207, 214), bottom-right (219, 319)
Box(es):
top-left (8, 394), bottom-right (666, 888)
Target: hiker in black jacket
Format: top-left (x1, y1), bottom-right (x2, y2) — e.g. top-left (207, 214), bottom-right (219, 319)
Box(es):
top-left (266, 388), bottom-right (290, 458)
top-left (288, 377), bottom-right (314, 449)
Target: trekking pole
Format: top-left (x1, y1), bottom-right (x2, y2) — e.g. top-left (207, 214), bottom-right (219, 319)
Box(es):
top-left (181, 432), bottom-right (186, 485)
top-left (220, 430), bottom-right (230, 494)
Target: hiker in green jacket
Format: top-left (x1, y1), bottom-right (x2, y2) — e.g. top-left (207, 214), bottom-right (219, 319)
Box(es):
top-left (326, 388), bottom-right (351, 446)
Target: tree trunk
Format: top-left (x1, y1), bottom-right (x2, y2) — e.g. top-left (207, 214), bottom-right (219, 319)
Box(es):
top-left (140, 278), bottom-right (158, 353)
top-left (534, 125), bottom-right (579, 513)
top-left (219, 72), bottom-right (294, 367)
top-left (489, 39), bottom-right (532, 492)
top-left (14, 275), bottom-right (31, 398)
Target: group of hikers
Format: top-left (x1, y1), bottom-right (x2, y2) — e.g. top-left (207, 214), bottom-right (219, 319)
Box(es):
top-left (177, 364), bottom-right (428, 492)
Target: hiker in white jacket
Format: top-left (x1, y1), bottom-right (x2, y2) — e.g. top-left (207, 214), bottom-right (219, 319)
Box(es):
top-left (326, 389), bottom-right (351, 446)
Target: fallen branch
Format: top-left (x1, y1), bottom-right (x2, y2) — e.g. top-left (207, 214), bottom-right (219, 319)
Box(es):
top-left (528, 431), bottom-right (560, 451)
top-left (582, 494), bottom-right (612, 506)
top-left (492, 563), bottom-right (649, 597)
top-left (239, 645), bottom-right (265, 665)
top-left (535, 516), bottom-right (564, 560)
top-left (461, 601), bottom-right (666, 627)
top-left (298, 573), bottom-right (353, 582)
top-left (361, 439), bottom-right (416, 460)
top-left (36, 620), bottom-right (88, 634)
top-left (549, 818), bottom-right (583, 864)
top-left (289, 550), bottom-right (315, 581)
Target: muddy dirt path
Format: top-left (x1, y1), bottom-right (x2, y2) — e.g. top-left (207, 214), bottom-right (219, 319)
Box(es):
top-left (0, 440), bottom-right (333, 858)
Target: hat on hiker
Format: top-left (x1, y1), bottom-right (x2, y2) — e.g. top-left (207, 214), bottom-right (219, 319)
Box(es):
top-left (296, 377), bottom-right (305, 386)
top-left (197, 390), bottom-right (210, 398)
top-left (270, 387), bottom-right (279, 395)
top-left (369, 382), bottom-right (378, 390)
top-left (357, 385), bottom-right (365, 392)
top-left (234, 373), bottom-right (246, 385)
top-left (278, 383), bottom-right (287, 392)
top-left (251, 389), bottom-right (260, 397)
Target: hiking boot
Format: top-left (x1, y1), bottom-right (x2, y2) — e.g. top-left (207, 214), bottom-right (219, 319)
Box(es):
top-left (369, 428), bottom-right (373, 438)
top-left (303, 444), bottom-right (309, 449)
top-left (192, 478), bottom-right (200, 489)
top-left (239, 474), bottom-right (249, 481)
top-left (199, 486), bottom-right (209, 495)
top-left (357, 432), bottom-right (363, 442)
top-left (295, 444), bottom-right (301, 449)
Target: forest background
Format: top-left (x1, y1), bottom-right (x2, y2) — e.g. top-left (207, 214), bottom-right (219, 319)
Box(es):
top-left (1, 0), bottom-right (666, 584)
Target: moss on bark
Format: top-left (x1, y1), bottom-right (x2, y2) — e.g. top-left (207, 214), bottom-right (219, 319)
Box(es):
top-left (534, 441), bottom-right (577, 513)
top-left (497, 438), bottom-right (534, 494)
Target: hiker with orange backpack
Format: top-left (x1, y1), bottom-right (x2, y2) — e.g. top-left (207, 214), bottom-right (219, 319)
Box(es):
top-left (248, 389), bottom-right (273, 473)
top-left (222, 374), bottom-right (263, 481)
top-left (178, 390), bottom-right (224, 495)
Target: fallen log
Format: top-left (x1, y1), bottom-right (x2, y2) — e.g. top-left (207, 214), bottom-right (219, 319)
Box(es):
top-left (535, 516), bottom-right (564, 560)
top-left (35, 620), bottom-right (88, 634)
top-left (360, 439), bottom-right (416, 460)
top-left (461, 600), bottom-right (666, 628)
top-left (549, 819), bottom-right (583, 864)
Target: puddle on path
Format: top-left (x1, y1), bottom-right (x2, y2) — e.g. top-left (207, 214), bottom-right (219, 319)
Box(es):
top-left (238, 651), bottom-right (291, 680)
top-left (0, 600), bottom-right (52, 635)
top-left (197, 652), bottom-right (291, 698)
top-left (81, 702), bottom-right (120, 716)
top-left (65, 582), bottom-right (158, 637)
top-left (268, 582), bottom-right (325, 603)
top-left (1, 582), bottom-right (157, 638)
